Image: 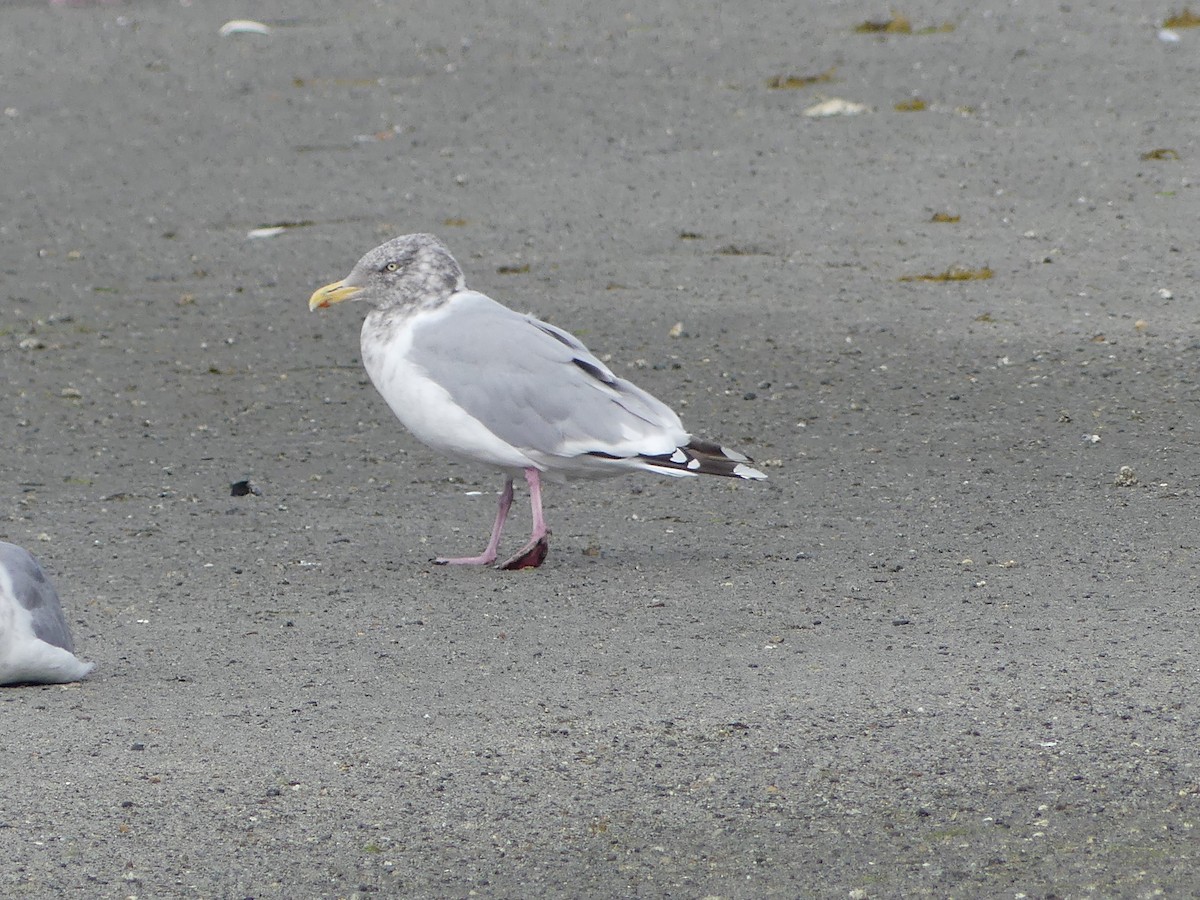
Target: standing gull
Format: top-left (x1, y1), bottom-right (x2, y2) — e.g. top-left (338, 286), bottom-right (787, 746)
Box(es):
top-left (0, 542), bottom-right (94, 685)
top-left (309, 233), bottom-right (766, 570)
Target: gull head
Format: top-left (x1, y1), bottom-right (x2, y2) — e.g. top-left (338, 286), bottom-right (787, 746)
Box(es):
top-left (309, 233), bottom-right (466, 312)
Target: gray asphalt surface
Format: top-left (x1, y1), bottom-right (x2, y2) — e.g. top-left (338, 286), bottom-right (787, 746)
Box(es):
top-left (2, 1), bottom-right (1199, 897)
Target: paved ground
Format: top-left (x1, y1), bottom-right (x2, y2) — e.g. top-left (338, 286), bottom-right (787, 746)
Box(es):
top-left (2, 1), bottom-right (1198, 896)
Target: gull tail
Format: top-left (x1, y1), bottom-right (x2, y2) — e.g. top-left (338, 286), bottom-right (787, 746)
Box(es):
top-left (640, 438), bottom-right (767, 480)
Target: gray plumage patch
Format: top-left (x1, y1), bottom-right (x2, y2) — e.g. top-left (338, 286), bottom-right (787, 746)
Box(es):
top-left (0, 541), bottom-right (77, 653)
top-left (348, 233), bottom-right (467, 313)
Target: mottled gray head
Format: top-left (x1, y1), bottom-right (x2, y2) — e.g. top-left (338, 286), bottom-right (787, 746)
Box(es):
top-left (309, 233), bottom-right (466, 313)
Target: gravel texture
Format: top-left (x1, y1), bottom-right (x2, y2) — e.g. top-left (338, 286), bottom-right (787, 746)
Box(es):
top-left (2, 2), bottom-right (1198, 897)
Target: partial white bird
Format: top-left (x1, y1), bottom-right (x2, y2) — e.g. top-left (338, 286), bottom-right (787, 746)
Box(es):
top-left (309, 233), bottom-right (766, 570)
top-left (0, 542), bottom-right (93, 685)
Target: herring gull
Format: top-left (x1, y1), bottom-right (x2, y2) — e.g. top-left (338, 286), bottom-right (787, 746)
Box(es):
top-left (0, 541), bottom-right (94, 685)
top-left (309, 233), bottom-right (766, 570)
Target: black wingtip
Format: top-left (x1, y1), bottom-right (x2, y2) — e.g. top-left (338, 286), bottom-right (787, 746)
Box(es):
top-left (642, 438), bottom-right (767, 479)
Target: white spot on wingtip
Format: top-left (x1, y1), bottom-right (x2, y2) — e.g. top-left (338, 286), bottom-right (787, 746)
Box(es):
top-left (720, 445), bottom-right (750, 462)
top-left (670, 449), bottom-right (688, 464)
top-left (734, 463), bottom-right (767, 480)
top-left (686, 459), bottom-right (701, 470)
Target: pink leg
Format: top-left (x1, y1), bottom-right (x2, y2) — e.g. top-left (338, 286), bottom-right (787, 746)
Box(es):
top-left (434, 478), bottom-right (514, 566)
top-left (498, 468), bottom-right (551, 570)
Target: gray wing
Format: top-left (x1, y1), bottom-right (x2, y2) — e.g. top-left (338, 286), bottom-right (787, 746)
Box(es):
top-left (0, 542), bottom-right (76, 653)
top-left (409, 291), bottom-right (686, 457)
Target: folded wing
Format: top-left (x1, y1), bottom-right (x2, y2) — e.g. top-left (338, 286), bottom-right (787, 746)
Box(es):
top-left (408, 292), bottom-right (689, 463)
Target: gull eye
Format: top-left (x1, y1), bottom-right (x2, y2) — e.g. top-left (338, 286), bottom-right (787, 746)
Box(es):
top-left (384, 262), bottom-right (399, 272)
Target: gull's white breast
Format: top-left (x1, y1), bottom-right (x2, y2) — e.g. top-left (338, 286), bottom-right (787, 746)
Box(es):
top-left (360, 304), bottom-right (536, 472)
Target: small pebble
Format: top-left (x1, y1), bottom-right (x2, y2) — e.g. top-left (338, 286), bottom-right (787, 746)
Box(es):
top-left (230, 480), bottom-right (262, 497)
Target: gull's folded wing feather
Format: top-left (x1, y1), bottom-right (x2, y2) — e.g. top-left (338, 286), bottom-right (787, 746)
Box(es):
top-left (406, 292), bottom-right (688, 459)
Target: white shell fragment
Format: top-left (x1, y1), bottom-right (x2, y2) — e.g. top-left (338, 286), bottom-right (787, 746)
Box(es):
top-left (803, 98), bottom-right (870, 118)
top-left (219, 19), bottom-right (272, 37)
top-left (1158, 28), bottom-right (1182, 44)
top-left (247, 226), bottom-right (287, 240)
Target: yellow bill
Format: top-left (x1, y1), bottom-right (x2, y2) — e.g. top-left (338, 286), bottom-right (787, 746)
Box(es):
top-left (309, 280), bottom-right (362, 310)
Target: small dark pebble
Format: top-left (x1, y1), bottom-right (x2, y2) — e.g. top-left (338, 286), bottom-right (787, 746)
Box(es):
top-left (130, 742), bottom-right (145, 751)
top-left (230, 480), bottom-right (262, 497)
top-left (743, 391), bottom-right (757, 400)
top-left (892, 616), bottom-right (911, 626)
